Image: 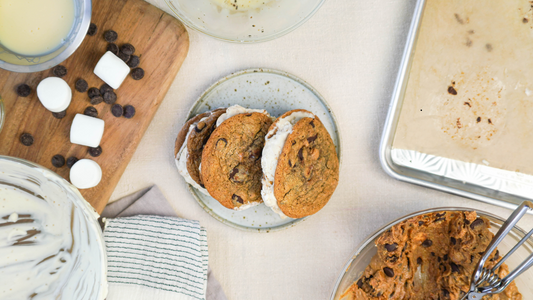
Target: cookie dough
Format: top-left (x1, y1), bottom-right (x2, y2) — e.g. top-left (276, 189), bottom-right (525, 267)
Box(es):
top-left (342, 211), bottom-right (522, 300)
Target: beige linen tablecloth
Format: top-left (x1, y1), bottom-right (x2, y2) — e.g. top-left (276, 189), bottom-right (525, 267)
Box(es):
top-left (110, 0), bottom-right (533, 299)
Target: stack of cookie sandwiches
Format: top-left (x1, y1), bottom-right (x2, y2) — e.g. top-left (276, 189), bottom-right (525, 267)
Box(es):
top-left (175, 105), bottom-right (340, 219)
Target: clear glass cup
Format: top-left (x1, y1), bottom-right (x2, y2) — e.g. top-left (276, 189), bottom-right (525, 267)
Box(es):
top-left (0, 0), bottom-right (92, 73)
top-left (330, 207), bottom-right (533, 299)
top-left (163, 0), bottom-right (325, 43)
top-left (0, 155), bottom-right (107, 299)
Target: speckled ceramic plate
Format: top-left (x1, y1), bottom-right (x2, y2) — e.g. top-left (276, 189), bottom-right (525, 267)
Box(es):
top-left (180, 68), bottom-right (341, 232)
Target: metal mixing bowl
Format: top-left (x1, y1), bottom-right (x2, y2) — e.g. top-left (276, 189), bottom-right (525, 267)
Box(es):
top-left (330, 207), bottom-right (533, 299)
top-left (0, 0), bottom-right (91, 73)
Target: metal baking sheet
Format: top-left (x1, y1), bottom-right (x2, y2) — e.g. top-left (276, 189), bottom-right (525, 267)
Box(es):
top-left (379, 0), bottom-right (533, 212)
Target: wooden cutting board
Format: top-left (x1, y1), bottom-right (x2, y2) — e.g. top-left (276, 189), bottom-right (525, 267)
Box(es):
top-left (0, 0), bottom-right (189, 213)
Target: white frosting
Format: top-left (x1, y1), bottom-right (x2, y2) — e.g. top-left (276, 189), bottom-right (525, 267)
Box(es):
top-left (216, 105), bottom-right (270, 127)
top-left (176, 118), bottom-right (211, 197)
top-left (233, 201), bottom-right (261, 211)
top-left (0, 180), bottom-right (106, 299)
top-left (261, 111), bottom-right (315, 218)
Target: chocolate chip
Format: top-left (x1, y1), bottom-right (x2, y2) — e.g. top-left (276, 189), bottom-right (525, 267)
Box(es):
top-left (448, 86), bottom-right (457, 95)
top-left (450, 262), bottom-right (460, 273)
top-left (232, 194), bottom-right (244, 204)
top-left (387, 255), bottom-right (398, 263)
top-left (216, 138), bottom-right (227, 148)
top-left (476, 116), bottom-right (481, 123)
top-left (384, 243), bottom-right (398, 252)
top-left (103, 91), bottom-right (117, 104)
top-left (442, 289), bottom-right (450, 297)
top-left (52, 110), bottom-right (67, 119)
top-left (488, 118), bottom-right (492, 124)
top-left (131, 68), bottom-right (145, 80)
top-left (75, 79), bottom-right (88, 93)
top-left (120, 43), bottom-right (135, 55)
top-left (127, 55), bottom-right (140, 68)
top-left (443, 254), bottom-right (448, 261)
top-left (16, 84), bottom-right (31, 97)
top-left (66, 156), bottom-right (78, 168)
top-left (288, 160), bottom-right (292, 167)
top-left (107, 43), bottom-right (119, 55)
top-left (20, 133), bottom-right (34, 146)
top-left (88, 146), bottom-right (102, 157)
top-left (307, 134), bottom-right (318, 143)
top-left (88, 87), bottom-right (101, 99)
top-left (310, 120), bottom-right (315, 128)
top-left (104, 30), bottom-right (118, 43)
top-left (356, 279), bottom-right (363, 288)
top-left (422, 239), bottom-right (433, 247)
top-left (383, 267), bottom-right (394, 277)
top-left (87, 23), bottom-right (97, 36)
top-left (90, 96), bottom-right (104, 105)
top-left (431, 252), bottom-right (436, 256)
top-left (51, 155), bottom-right (65, 168)
top-left (470, 218), bottom-right (484, 230)
top-left (84, 106), bottom-right (98, 118)
top-left (494, 250), bottom-right (500, 260)
top-left (195, 122), bottom-right (206, 132)
top-left (229, 167), bottom-right (240, 182)
top-left (418, 221), bottom-right (424, 226)
top-left (298, 148), bottom-right (304, 161)
top-left (417, 257), bottom-right (422, 265)
top-left (111, 104), bottom-right (123, 117)
top-left (52, 65), bottom-right (67, 78)
top-left (100, 83), bottom-right (113, 95)
top-left (451, 237), bottom-right (457, 245)
top-left (436, 212), bottom-right (446, 217)
top-left (118, 51), bottom-right (130, 63)
top-left (123, 105), bottom-right (135, 119)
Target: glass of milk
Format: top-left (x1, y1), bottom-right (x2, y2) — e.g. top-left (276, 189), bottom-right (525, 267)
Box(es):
top-left (163, 0), bottom-right (325, 43)
top-left (0, 0), bottom-right (92, 73)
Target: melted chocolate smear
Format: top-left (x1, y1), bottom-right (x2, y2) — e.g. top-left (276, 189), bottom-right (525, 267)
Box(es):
top-left (307, 134), bottom-right (318, 143)
top-left (216, 138), bottom-right (228, 148)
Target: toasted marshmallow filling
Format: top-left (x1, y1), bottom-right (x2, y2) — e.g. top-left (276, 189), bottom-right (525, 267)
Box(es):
top-left (261, 111), bottom-right (315, 218)
top-left (176, 117), bottom-right (211, 197)
top-left (216, 105), bottom-right (270, 127)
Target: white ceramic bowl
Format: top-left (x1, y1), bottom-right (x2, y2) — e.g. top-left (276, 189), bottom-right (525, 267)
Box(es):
top-left (164, 0), bottom-right (325, 43)
top-left (0, 156), bottom-right (107, 300)
top-left (0, 0), bottom-right (91, 73)
top-left (330, 207), bottom-right (533, 299)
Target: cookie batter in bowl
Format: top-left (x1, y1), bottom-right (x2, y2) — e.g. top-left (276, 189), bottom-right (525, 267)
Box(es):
top-left (0, 156), bottom-right (107, 300)
top-left (341, 211), bottom-right (521, 299)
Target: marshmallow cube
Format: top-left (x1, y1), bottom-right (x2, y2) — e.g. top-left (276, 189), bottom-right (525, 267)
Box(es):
top-left (36, 77), bottom-right (72, 113)
top-left (94, 51), bottom-right (130, 89)
top-left (70, 114), bottom-right (105, 148)
top-left (70, 159), bottom-right (102, 189)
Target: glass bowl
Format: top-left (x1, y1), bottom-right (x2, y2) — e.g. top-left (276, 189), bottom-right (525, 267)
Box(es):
top-left (0, 0), bottom-right (91, 73)
top-left (0, 155), bottom-right (107, 299)
top-left (330, 207), bottom-right (533, 299)
top-left (163, 0), bottom-right (325, 43)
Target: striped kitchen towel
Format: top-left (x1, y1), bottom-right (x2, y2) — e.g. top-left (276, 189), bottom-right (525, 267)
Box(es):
top-left (104, 215), bottom-right (209, 300)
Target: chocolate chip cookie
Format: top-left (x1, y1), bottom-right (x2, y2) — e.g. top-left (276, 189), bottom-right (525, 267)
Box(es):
top-left (274, 114), bottom-right (339, 218)
top-left (175, 109), bottom-right (226, 190)
top-left (201, 113), bottom-right (273, 210)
